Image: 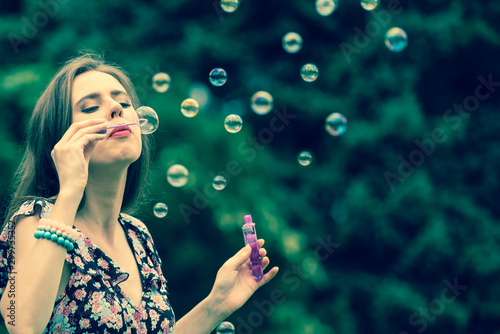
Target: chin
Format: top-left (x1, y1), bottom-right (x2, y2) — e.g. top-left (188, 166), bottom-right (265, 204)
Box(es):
top-left (91, 150), bottom-right (141, 168)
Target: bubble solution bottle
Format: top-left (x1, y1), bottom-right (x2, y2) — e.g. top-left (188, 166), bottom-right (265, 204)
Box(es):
top-left (242, 215), bottom-right (263, 281)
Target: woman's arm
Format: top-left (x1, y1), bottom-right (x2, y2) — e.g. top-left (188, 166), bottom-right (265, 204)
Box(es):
top-left (0, 192), bottom-right (81, 334)
top-left (174, 241), bottom-right (279, 334)
top-left (0, 119), bottom-right (107, 333)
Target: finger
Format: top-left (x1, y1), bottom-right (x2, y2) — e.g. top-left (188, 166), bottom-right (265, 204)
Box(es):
top-left (259, 248), bottom-right (267, 257)
top-left (261, 256), bottom-right (270, 271)
top-left (68, 122), bottom-right (108, 144)
top-left (257, 239), bottom-right (265, 248)
top-left (258, 266), bottom-right (279, 286)
top-left (225, 244), bottom-right (251, 270)
top-left (60, 119), bottom-right (106, 143)
top-left (77, 133), bottom-right (107, 148)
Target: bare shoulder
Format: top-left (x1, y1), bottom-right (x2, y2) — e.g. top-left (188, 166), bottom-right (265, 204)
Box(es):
top-left (120, 213), bottom-right (151, 235)
top-left (0, 208), bottom-right (41, 319)
top-left (10, 207), bottom-right (41, 264)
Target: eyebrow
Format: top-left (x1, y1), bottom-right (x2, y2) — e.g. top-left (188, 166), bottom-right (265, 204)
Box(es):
top-left (73, 90), bottom-right (131, 108)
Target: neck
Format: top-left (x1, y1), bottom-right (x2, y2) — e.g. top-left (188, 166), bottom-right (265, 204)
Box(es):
top-left (75, 166), bottom-right (128, 248)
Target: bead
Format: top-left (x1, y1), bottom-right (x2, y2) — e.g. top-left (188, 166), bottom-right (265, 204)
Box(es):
top-left (37, 218), bottom-right (78, 251)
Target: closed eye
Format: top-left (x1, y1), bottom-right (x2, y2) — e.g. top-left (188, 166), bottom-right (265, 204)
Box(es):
top-left (81, 106), bottom-right (99, 113)
top-left (81, 103), bottom-right (130, 113)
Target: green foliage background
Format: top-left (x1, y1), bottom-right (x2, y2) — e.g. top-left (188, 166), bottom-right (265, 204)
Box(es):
top-left (1, 0), bottom-right (499, 333)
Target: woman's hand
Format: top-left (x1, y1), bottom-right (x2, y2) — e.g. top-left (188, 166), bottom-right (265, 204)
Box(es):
top-left (207, 239), bottom-right (279, 318)
top-left (51, 118), bottom-right (107, 196)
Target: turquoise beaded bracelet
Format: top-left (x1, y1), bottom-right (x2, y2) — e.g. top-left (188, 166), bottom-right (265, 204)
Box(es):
top-left (34, 226), bottom-right (75, 251)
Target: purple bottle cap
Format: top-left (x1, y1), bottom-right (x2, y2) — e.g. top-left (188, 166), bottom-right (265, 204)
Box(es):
top-left (244, 215), bottom-right (252, 224)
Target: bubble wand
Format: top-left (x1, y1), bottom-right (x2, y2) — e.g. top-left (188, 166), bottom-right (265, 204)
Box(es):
top-left (97, 118), bottom-right (147, 134)
top-left (242, 215), bottom-right (263, 281)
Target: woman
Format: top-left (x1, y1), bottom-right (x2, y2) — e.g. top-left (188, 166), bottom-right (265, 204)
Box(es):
top-left (0, 53), bottom-right (279, 334)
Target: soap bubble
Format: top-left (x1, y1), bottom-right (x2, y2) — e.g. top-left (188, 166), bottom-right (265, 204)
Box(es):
top-left (360, 0), bottom-right (378, 10)
top-left (181, 98), bottom-right (199, 118)
top-left (216, 321), bottom-right (235, 334)
top-left (282, 32), bottom-right (303, 54)
top-left (316, 0), bottom-right (337, 16)
top-left (136, 106), bottom-right (159, 134)
top-left (385, 27), bottom-right (408, 52)
top-left (209, 68), bottom-right (227, 87)
top-left (325, 112), bottom-right (348, 136)
top-left (152, 72), bottom-right (171, 93)
top-left (224, 114), bottom-right (243, 133)
top-left (153, 203), bottom-right (168, 218)
top-left (167, 164), bottom-right (189, 187)
top-left (221, 0), bottom-right (239, 13)
top-left (298, 151), bottom-right (312, 166)
top-left (301, 64), bottom-right (319, 82)
top-left (250, 91), bottom-right (273, 115)
top-left (212, 175), bottom-right (227, 190)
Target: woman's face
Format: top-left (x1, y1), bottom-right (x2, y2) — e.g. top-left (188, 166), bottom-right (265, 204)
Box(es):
top-left (71, 70), bottom-right (142, 168)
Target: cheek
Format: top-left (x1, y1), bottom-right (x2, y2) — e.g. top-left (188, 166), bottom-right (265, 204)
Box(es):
top-left (125, 108), bottom-right (139, 121)
top-left (136, 134), bottom-right (143, 152)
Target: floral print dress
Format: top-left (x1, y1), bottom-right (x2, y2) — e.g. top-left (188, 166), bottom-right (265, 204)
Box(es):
top-left (0, 198), bottom-right (175, 333)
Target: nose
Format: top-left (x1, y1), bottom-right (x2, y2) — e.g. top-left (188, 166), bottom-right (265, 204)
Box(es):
top-left (109, 99), bottom-right (123, 119)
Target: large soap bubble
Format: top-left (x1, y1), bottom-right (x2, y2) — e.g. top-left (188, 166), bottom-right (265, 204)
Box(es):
top-left (216, 321), bottom-right (235, 334)
top-left (153, 202), bottom-right (168, 218)
top-left (152, 72), bottom-right (171, 93)
top-left (282, 32), bottom-right (303, 54)
top-left (136, 106), bottom-right (159, 134)
top-left (325, 112), bottom-right (348, 136)
top-left (250, 91), bottom-right (273, 115)
top-left (167, 164), bottom-right (189, 187)
top-left (224, 114), bottom-right (243, 133)
top-left (385, 27), bottom-right (408, 52)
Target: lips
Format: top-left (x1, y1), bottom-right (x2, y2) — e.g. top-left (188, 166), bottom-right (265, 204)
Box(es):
top-left (109, 125), bottom-right (132, 138)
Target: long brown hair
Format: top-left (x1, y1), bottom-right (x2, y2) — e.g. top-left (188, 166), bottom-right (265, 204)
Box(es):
top-left (1, 52), bottom-right (154, 229)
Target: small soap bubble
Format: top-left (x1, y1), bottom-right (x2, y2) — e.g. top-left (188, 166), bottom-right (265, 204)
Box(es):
top-left (221, 0), bottom-right (239, 13)
top-left (385, 27), bottom-right (408, 52)
top-left (250, 91), bottom-right (273, 115)
top-left (360, 0), bottom-right (378, 10)
top-left (181, 98), bottom-right (199, 118)
top-left (316, 0), bottom-right (337, 16)
top-left (301, 64), bottom-right (319, 82)
top-left (152, 72), bottom-right (171, 93)
top-left (224, 114), bottom-right (243, 133)
top-left (167, 164), bottom-right (189, 187)
top-left (209, 68), bottom-right (227, 87)
top-left (153, 202), bottom-right (168, 218)
top-left (282, 32), bottom-right (303, 54)
top-left (216, 321), bottom-right (235, 334)
top-left (136, 106), bottom-right (159, 134)
top-left (325, 112), bottom-right (348, 136)
top-left (212, 175), bottom-right (227, 190)
top-left (298, 151), bottom-right (312, 166)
